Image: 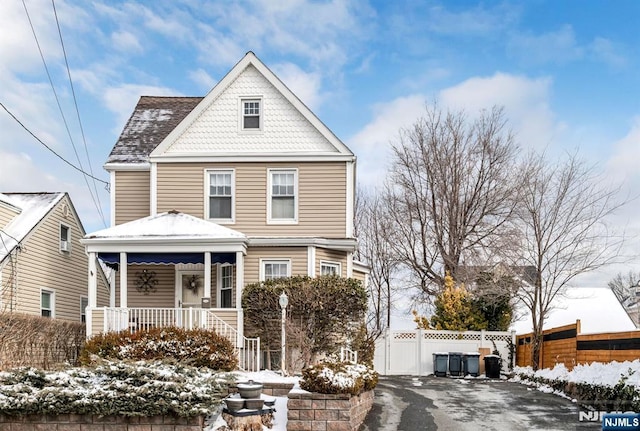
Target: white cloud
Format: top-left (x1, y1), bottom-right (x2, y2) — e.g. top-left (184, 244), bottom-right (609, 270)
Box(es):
top-left (590, 37), bottom-right (628, 68)
top-left (439, 73), bottom-right (557, 150)
top-left (348, 94), bottom-right (426, 187)
top-left (272, 63), bottom-right (324, 111)
top-left (508, 25), bottom-right (584, 65)
top-left (111, 30), bottom-right (143, 54)
top-left (188, 68), bottom-right (217, 91)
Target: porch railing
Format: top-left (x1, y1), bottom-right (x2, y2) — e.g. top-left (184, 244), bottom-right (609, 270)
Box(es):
top-left (340, 347), bottom-right (358, 364)
top-left (100, 307), bottom-right (260, 372)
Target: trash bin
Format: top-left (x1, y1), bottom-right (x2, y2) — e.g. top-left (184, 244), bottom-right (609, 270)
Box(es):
top-left (448, 352), bottom-right (463, 376)
top-left (462, 352), bottom-right (480, 377)
top-left (433, 352), bottom-right (448, 377)
top-left (484, 354), bottom-right (501, 378)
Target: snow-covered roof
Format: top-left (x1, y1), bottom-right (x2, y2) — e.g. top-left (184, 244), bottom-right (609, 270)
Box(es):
top-left (511, 287), bottom-right (636, 334)
top-left (0, 192), bottom-right (65, 262)
top-left (84, 210), bottom-right (246, 241)
top-left (106, 96), bottom-right (202, 165)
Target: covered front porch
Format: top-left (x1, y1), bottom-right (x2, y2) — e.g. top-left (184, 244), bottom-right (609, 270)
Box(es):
top-left (81, 211), bottom-right (259, 369)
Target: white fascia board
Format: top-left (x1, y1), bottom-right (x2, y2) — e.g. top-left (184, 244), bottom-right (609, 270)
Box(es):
top-left (353, 260), bottom-right (371, 274)
top-left (82, 241), bottom-right (247, 254)
top-left (150, 154), bottom-right (356, 163)
top-left (103, 162), bottom-right (151, 172)
top-left (248, 237), bottom-right (357, 251)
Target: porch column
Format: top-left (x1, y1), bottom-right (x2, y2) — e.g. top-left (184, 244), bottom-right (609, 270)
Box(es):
top-left (109, 269), bottom-right (116, 307)
top-left (87, 252), bottom-right (98, 337)
top-left (119, 252), bottom-right (127, 308)
top-left (307, 246), bottom-right (316, 277)
top-left (204, 252), bottom-right (212, 299)
top-left (235, 251), bottom-right (244, 346)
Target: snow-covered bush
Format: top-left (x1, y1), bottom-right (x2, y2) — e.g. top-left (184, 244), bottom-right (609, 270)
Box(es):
top-left (300, 361), bottom-right (378, 395)
top-left (512, 361), bottom-right (640, 411)
top-left (79, 327), bottom-right (238, 370)
top-left (0, 360), bottom-right (231, 417)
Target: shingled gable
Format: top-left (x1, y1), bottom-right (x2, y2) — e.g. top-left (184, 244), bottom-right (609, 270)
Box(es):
top-left (148, 51), bottom-right (354, 160)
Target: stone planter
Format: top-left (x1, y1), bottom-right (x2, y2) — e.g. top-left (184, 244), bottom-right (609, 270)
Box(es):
top-left (287, 390), bottom-right (375, 431)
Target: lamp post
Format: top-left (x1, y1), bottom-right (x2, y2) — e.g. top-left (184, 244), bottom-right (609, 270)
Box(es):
top-left (279, 291), bottom-right (289, 376)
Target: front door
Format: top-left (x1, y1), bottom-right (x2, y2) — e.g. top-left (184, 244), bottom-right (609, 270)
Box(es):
top-left (175, 271), bottom-right (204, 328)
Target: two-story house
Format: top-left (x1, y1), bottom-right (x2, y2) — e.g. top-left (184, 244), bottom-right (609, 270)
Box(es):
top-left (1, 192), bottom-right (109, 320)
top-left (81, 52), bottom-right (366, 368)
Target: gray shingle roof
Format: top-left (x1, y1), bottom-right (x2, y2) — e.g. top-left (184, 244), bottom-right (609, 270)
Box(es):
top-left (106, 96), bottom-right (203, 164)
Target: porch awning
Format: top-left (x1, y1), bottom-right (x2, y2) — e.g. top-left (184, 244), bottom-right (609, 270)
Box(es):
top-left (98, 252), bottom-right (236, 266)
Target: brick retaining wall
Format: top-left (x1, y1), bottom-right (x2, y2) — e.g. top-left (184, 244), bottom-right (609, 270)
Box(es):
top-left (286, 390), bottom-right (374, 431)
top-left (0, 413), bottom-right (205, 430)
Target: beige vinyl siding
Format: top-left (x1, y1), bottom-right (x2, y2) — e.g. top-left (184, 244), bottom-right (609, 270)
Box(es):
top-left (244, 246), bottom-right (308, 284)
top-left (11, 196), bottom-right (109, 321)
top-left (315, 248), bottom-right (347, 277)
top-left (0, 205), bottom-right (19, 227)
top-left (156, 162), bottom-right (347, 237)
top-left (114, 171), bottom-right (150, 225)
top-left (351, 269), bottom-right (366, 283)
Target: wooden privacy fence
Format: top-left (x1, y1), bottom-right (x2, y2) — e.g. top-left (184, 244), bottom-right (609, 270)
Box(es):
top-left (516, 320), bottom-right (640, 369)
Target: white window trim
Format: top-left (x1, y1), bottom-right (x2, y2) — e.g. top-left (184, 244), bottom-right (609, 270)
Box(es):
top-left (239, 97), bottom-right (263, 133)
top-left (259, 259), bottom-right (292, 282)
top-left (217, 264), bottom-right (234, 308)
top-left (205, 168), bottom-right (235, 224)
top-left (41, 288), bottom-right (55, 318)
top-left (320, 260), bottom-right (342, 277)
top-left (267, 168), bottom-right (298, 224)
top-left (59, 223), bottom-right (71, 253)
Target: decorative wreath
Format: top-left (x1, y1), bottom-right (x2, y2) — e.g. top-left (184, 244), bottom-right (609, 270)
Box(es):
top-left (185, 274), bottom-right (200, 292)
top-left (136, 269), bottom-right (158, 294)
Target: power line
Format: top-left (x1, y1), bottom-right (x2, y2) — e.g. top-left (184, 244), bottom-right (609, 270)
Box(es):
top-left (51, 0), bottom-right (106, 227)
top-left (21, 0), bottom-right (107, 227)
top-left (0, 102), bottom-right (110, 187)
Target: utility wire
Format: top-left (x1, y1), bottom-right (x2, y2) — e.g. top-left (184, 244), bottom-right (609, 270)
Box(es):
top-left (51, 0), bottom-right (106, 227)
top-left (21, 0), bottom-right (107, 226)
top-left (0, 102), bottom-right (109, 187)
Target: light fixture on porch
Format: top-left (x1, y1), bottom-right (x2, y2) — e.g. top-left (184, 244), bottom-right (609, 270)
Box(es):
top-left (185, 274), bottom-right (200, 292)
top-left (279, 291), bottom-right (289, 376)
top-left (136, 269), bottom-right (158, 294)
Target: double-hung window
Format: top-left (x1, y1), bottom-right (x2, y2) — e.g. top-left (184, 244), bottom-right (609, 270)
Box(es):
top-left (320, 261), bottom-right (341, 276)
top-left (261, 260), bottom-right (291, 281)
top-left (242, 99), bottom-right (261, 130)
top-left (41, 289), bottom-right (54, 318)
top-left (207, 169), bottom-right (234, 222)
top-left (268, 169), bottom-right (297, 223)
top-left (219, 265), bottom-right (233, 308)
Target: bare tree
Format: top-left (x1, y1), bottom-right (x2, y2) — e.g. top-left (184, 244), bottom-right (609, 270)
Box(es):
top-left (608, 271), bottom-right (640, 327)
top-left (354, 187), bottom-right (397, 337)
top-left (384, 104), bottom-right (520, 296)
top-left (515, 151), bottom-right (625, 369)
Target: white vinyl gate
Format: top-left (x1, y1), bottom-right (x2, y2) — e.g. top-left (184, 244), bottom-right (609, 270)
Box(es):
top-left (373, 329), bottom-right (516, 376)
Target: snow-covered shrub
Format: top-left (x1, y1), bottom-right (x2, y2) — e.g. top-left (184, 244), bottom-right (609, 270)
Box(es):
top-left (80, 327), bottom-right (238, 370)
top-left (0, 360), bottom-right (230, 417)
top-left (300, 361), bottom-right (378, 395)
top-left (513, 362), bottom-right (640, 411)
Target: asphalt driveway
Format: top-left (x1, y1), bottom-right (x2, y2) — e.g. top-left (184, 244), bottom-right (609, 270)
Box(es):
top-left (360, 376), bottom-right (601, 431)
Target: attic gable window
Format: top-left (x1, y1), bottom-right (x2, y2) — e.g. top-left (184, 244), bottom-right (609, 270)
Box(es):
top-left (242, 99), bottom-right (261, 130)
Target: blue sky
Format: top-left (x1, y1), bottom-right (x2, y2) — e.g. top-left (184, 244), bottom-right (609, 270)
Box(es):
top-left (1, 0), bottom-right (639, 291)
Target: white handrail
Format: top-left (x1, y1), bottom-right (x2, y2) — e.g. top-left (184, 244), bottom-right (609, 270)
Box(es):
top-left (340, 347), bottom-right (358, 364)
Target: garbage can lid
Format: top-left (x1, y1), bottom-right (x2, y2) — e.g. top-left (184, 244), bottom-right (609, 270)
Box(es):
top-left (484, 354), bottom-right (501, 358)
top-left (433, 352), bottom-right (449, 355)
top-left (464, 352), bottom-right (480, 356)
